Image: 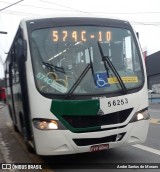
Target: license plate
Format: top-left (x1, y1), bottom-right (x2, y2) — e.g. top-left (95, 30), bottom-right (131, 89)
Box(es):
top-left (90, 144), bottom-right (109, 152)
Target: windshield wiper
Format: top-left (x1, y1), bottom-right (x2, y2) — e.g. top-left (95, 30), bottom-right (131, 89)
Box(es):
top-left (67, 64), bottom-right (91, 98)
top-left (42, 61), bottom-right (65, 74)
top-left (88, 47), bottom-right (97, 86)
top-left (97, 42), bottom-right (127, 94)
top-left (66, 48), bottom-right (97, 98)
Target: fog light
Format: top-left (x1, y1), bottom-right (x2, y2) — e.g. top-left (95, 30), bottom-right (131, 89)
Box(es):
top-left (33, 118), bottom-right (58, 130)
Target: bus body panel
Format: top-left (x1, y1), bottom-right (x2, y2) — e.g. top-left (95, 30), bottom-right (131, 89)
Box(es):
top-left (25, 81), bottom-right (149, 155)
top-left (33, 120), bottom-right (149, 155)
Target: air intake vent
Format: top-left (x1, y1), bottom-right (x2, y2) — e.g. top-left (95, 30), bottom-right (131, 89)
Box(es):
top-left (63, 108), bottom-right (133, 128)
top-left (73, 132), bottom-right (126, 146)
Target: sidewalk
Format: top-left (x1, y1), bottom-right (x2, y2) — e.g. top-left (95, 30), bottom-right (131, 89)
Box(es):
top-left (0, 147), bottom-right (6, 163)
top-left (0, 102), bottom-right (5, 109)
top-left (0, 102), bottom-right (6, 163)
top-left (0, 104), bottom-right (8, 172)
top-left (0, 102), bottom-right (10, 172)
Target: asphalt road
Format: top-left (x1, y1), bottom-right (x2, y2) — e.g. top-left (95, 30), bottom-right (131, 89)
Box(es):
top-left (0, 102), bottom-right (160, 172)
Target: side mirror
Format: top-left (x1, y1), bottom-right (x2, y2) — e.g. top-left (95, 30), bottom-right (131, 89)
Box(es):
top-left (15, 38), bottom-right (27, 62)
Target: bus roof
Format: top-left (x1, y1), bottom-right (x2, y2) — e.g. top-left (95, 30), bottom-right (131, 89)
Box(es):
top-left (20, 13), bottom-right (129, 23)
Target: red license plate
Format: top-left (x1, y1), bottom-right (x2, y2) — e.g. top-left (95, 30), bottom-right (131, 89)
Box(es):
top-left (90, 144), bottom-right (109, 152)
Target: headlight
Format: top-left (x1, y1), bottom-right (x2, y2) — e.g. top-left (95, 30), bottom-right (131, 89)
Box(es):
top-left (130, 108), bottom-right (150, 123)
top-left (33, 118), bottom-right (58, 130)
top-left (137, 113), bottom-right (144, 120)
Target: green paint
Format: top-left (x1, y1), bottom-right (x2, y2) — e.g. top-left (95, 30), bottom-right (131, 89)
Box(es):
top-left (51, 99), bottom-right (99, 115)
top-left (50, 99), bottom-right (100, 133)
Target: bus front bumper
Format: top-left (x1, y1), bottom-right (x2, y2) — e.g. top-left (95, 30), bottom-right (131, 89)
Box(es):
top-left (33, 119), bottom-right (149, 155)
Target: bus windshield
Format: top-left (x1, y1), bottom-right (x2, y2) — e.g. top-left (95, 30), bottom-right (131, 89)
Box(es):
top-left (30, 26), bottom-right (143, 98)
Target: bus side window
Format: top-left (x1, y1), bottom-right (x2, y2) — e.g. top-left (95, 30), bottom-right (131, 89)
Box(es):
top-left (11, 42), bottom-right (20, 84)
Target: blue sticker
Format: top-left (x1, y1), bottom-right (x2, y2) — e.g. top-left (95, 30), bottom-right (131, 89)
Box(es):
top-left (94, 72), bottom-right (109, 88)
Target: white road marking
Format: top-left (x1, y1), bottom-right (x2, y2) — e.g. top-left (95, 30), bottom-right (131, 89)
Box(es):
top-left (133, 144), bottom-right (160, 156)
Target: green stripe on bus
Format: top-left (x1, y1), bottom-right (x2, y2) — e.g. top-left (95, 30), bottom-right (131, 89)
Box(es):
top-left (51, 99), bottom-right (100, 115)
top-left (50, 99), bottom-right (100, 133)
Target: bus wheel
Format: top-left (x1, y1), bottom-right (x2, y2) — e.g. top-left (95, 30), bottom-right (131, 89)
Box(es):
top-left (22, 126), bottom-right (35, 154)
top-left (8, 105), bottom-right (13, 121)
top-left (13, 124), bottom-right (19, 132)
top-left (8, 105), bottom-right (19, 132)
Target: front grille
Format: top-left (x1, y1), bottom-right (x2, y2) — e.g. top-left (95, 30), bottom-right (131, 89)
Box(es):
top-left (62, 108), bottom-right (133, 128)
top-left (73, 132), bottom-right (126, 146)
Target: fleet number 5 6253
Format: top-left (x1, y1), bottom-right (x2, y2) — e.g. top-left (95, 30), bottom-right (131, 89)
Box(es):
top-left (108, 98), bottom-right (128, 107)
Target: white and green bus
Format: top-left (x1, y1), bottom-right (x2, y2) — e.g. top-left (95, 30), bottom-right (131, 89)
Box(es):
top-left (4, 14), bottom-right (149, 155)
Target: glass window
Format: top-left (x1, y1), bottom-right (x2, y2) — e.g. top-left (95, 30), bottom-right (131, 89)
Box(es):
top-left (30, 26), bottom-right (143, 97)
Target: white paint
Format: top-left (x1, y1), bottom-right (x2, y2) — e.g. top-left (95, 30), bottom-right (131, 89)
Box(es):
top-left (133, 144), bottom-right (160, 156)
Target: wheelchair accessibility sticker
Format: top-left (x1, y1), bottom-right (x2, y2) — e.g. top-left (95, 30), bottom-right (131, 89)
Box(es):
top-left (95, 73), bottom-right (110, 88)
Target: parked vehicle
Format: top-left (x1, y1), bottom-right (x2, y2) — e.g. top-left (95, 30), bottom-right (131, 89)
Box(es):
top-left (0, 87), bottom-right (6, 102)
